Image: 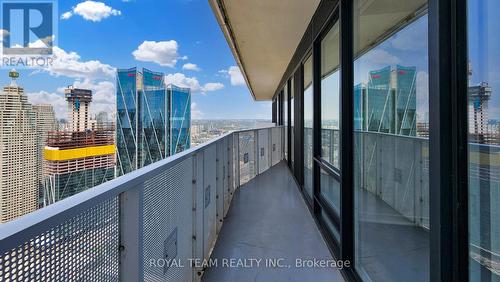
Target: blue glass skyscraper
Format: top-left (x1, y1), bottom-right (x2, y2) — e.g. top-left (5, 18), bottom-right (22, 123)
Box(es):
top-left (354, 65), bottom-right (417, 136)
top-left (116, 67), bottom-right (139, 176)
top-left (116, 68), bottom-right (191, 176)
top-left (168, 85), bottom-right (191, 155)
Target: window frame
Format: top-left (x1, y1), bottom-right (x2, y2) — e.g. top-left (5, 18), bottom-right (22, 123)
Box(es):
top-left (271, 0), bottom-right (470, 280)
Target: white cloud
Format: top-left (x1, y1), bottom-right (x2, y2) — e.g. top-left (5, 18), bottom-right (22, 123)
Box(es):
top-left (182, 63), bottom-right (200, 71)
top-left (62, 1), bottom-right (121, 22)
top-left (27, 91), bottom-right (67, 119)
top-left (191, 102), bottom-right (203, 119)
top-left (390, 16), bottom-right (428, 52)
top-left (164, 73), bottom-right (224, 94)
top-left (133, 40), bottom-right (185, 67)
top-left (61, 11), bottom-right (73, 20)
top-left (0, 29), bottom-right (9, 41)
top-left (225, 66), bottom-right (245, 86)
top-left (43, 46), bottom-right (116, 79)
top-left (75, 80), bottom-right (115, 116)
top-left (73, 79), bottom-right (115, 106)
top-left (165, 73), bottom-right (202, 92)
top-left (202, 82), bottom-right (224, 91)
top-left (28, 35), bottom-right (54, 48)
top-left (29, 79), bottom-right (116, 119)
top-left (362, 49), bottom-right (401, 66)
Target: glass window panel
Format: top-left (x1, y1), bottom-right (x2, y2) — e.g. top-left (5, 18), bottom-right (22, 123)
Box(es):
top-left (468, 1), bottom-right (500, 281)
top-left (304, 55), bottom-right (314, 200)
top-left (353, 1), bottom-right (429, 281)
top-left (320, 167), bottom-right (340, 226)
top-left (321, 22), bottom-right (340, 168)
top-left (291, 77), bottom-right (295, 168)
top-left (284, 85), bottom-right (288, 160)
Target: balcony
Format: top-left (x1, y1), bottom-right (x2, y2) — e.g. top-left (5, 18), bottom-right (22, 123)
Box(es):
top-left (0, 126), bottom-right (341, 282)
top-left (1, 125), bottom-right (499, 281)
top-left (203, 162), bottom-right (343, 282)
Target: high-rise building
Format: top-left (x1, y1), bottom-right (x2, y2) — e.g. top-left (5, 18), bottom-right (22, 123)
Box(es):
top-left (33, 104), bottom-right (57, 207)
top-left (65, 87), bottom-right (92, 132)
top-left (116, 67), bottom-right (191, 176)
top-left (468, 64), bottom-right (492, 143)
top-left (0, 70), bottom-right (37, 223)
top-left (169, 85), bottom-right (191, 155)
top-left (355, 65), bottom-right (417, 136)
top-left (468, 83), bottom-right (492, 143)
top-left (43, 87), bottom-right (115, 205)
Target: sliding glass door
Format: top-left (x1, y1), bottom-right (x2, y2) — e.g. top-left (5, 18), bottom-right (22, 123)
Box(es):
top-left (353, 0), bottom-right (429, 281)
top-left (468, 0), bottom-right (500, 281)
top-left (317, 20), bottom-right (341, 242)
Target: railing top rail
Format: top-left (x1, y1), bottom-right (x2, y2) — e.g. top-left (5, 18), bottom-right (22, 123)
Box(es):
top-left (0, 125), bottom-right (282, 250)
top-left (233, 125), bottom-right (282, 134)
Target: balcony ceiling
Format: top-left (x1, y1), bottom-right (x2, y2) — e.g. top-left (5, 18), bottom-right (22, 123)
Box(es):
top-left (209, 0), bottom-right (321, 101)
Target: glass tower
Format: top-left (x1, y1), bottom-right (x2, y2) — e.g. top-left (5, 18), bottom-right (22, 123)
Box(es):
top-left (168, 85), bottom-right (191, 155)
top-left (116, 67), bottom-right (140, 176)
top-left (141, 69), bottom-right (167, 168)
top-left (116, 68), bottom-right (191, 176)
top-left (358, 65), bottom-right (417, 136)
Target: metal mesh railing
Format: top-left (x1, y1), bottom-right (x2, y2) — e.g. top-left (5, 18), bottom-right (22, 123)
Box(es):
top-left (0, 197), bottom-right (120, 282)
top-left (0, 126), bottom-right (283, 282)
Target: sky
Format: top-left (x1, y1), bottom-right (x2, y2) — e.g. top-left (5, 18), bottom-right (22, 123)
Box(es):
top-left (0, 0), bottom-right (271, 120)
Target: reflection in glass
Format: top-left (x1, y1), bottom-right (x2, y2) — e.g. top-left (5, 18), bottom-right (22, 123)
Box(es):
top-left (291, 77), bottom-right (295, 169)
top-left (320, 168), bottom-right (340, 216)
top-left (321, 22), bottom-right (340, 168)
top-left (353, 1), bottom-right (429, 281)
top-left (284, 84), bottom-right (288, 161)
top-left (304, 56), bottom-right (313, 200)
top-left (468, 1), bottom-right (500, 281)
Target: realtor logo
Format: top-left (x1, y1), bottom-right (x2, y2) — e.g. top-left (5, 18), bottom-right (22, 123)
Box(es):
top-left (2, 1), bottom-right (56, 55)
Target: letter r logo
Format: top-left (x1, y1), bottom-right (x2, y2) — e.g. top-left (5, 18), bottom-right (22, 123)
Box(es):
top-left (2, 1), bottom-right (55, 55)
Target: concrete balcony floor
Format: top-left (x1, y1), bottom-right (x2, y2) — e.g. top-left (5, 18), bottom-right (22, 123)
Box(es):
top-left (202, 162), bottom-right (344, 282)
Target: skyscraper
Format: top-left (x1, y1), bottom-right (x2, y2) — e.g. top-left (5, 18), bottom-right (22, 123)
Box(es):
top-left (169, 85), bottom-right (191, 155)
top-left (43, 87), bottom-right (115, 205)
top-left (0, 71), bottom-right (37, 223)
top-left (65, 87), bottom-right (92, 132)
top-left (356, 65), bottom-right (417, 136)
top-left (33, 104), bottom-right (57, 207)
top-left (116, 68), bottom-right (191, 176)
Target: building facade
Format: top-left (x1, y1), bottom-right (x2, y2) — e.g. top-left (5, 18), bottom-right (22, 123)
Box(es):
top-left (33, 104), bottom-right (58, 207)
top-left (116, 68), bottom-right (191, 176)
top-left (0, 72), bottom-right (37, 223)
top-left (43, 88), bottom-right (115, 205)
top-left (354, 65), bottom-right (417, 136)
top-left (65, 87), bottom-right (92, 132)
top-left (168, 85), bottom-right (191, 155)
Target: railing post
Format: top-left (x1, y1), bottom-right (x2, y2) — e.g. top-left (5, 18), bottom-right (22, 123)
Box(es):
top-left (281, 126), bottom-right (285, 161)
top-left (119, 186), bottom-right (144, 282)
top-left (268, 128), bottom-right (272, 168)
top-left (236, 133), bottom-right (240, 187)
top-left (255, 129), bottom-right (259, 176)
